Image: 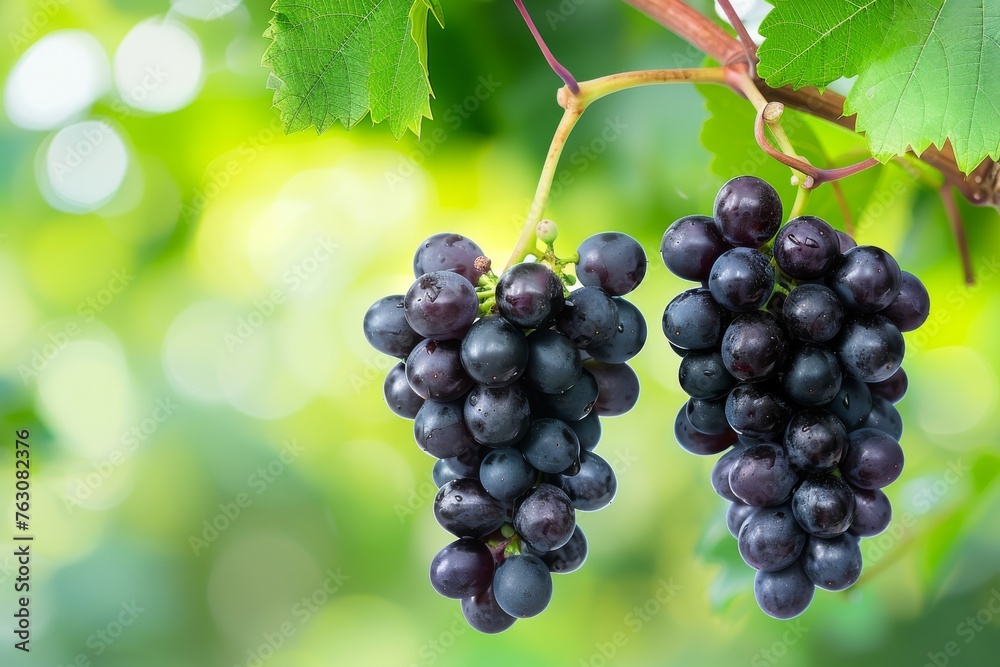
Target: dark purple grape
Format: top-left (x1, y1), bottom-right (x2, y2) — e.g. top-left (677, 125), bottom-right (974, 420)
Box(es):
top-left (674, 404), bottom-right (738, 455)
top-left (433, 458), bottom-right (467, 487)
top-left (713, 175), bottom-right (783, 248)
top-left (784, 409), bottom-right (847, 473)
top-left (862, 395), bottom-right (903, 439)
top-left (586, 360), bottom-right (640, 417)
top-left (460, 316), bottom-right (528, 387)
top-left (532, 369), bottom-right (599, 422)
top-left (526, 525), bottom-right (588, 573)
top-left (479, 447), bottom-right (535, 503)
top-left (405, 339), bottom-right (473, 401)
top-left (383, 362), bottom-right (424, 418)
top-left (413, 233), bottom-right (485, 284)
top-left (708, 247), bottom-right (774, 312)
top-left (524, 329), bottom-right (582, 394)
top-left (513, 483), bottom-right (576, 552)
top-left (754, 561), bottom-right (815, 620)
top-left (801, 534), bottom-right (862, 591)
top-left (521, 418), bottom-right (580, 474)
top-left (553, 450), bottom-right (616, 511)
top-left (434, 478), bottom-right (506, 538)
top-left (662, 288), bottom-right (725, 350)
top-left (835, 314), bottom-right (904, 382)
top-left (782, 284), bottom-right (844, 342)
top-left (780, 343), bottom-right (842, 406)
top-left (464, 384), bottom-right (532, 447)
top-left (414, 400), bottom-right (478, 459)
top-left (848, 487), bottom-right (892, 537)
top-left (569, 411), bottom-right (602, 451)
top-left (588, 297), bottom-right (646, 364)
top-left (725, 383), bottom-right (792, 439)
top-left (836, 230), bottom-right (857, 252)
top-left (496, 263), bottom-right (565, 328)
top-left (882, 270), bottom-right (930, 332)
top-left (660, 214), bottom-right (731, 282)
top-left (462, 586), bottom-right (516, 633)
top-left (727, 502), bottom-right (756, 538)
top-left (821, 376), bottom-right (872, 429)
top-left (576, 232), bottom-right (647, 296)
top-left (841, 428), bottom-right (904, 489)
top-left (867, 367), bottom-right (907, 404)
top-left (791, 474), bottom-right (856, 537)
top-left (404, 271), bottom-right (479, 340)
top-left (493, 554), bottom-right (553, 618)
top-left (712, 445), bottom-right (749, 502)
top-left (721, 311), bottom-right (788, 381)
top-left (443, 445), bottom-right (486, 478)
top-left (363, 295), bottom-right (422, 357)
top-left (429, 538), bottom-right (494, 599)
top-left (738, 504), bottom-right (807, 571)
top-left (827, 245), bottom-right (902, 312)
top-left (555, 286), bottom-right (619, 349)
top-left (685, 397), bottom-right (729, 435)
top-left (729, 443), bottom-right (800, 507)
top-left (678, 350), bottom-right (736, 400)
top-left (773, 216), bottom-right (839, 279)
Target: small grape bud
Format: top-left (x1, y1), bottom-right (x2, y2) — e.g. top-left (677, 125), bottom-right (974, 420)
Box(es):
top-left (536, 219), bottom-right (559, 244)
top-left (474, 255), bottom-right (492, 275)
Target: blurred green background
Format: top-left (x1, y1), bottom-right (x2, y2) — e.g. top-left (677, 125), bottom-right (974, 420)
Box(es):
top-left (2, 1), bottom-right (1000, 665)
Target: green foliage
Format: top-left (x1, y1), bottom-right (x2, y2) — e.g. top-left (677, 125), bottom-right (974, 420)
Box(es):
top-left (758, 0), bottom-right (1000, 174)
top-left (757, 0), bottom-right (900, 90)
top-left (262, 0), bottom-right (439, 138)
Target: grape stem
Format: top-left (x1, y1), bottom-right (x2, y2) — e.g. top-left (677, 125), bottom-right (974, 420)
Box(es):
top-left (715, 0), bottom-right (759, 77)
top-left (939, 186), bottom-right (975, 285)
top-left (505, 67), bottom-right (728, 270)
top-left (511, 0), bottom-right (580, 94)
top-left (788, 185), bottom-right (810, 221)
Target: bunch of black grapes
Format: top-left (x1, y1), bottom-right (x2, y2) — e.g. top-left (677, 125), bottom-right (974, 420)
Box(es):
top-left (661, 176), bottom-right (930, 619)
top-left (364, 231), bottom-right (647, 632)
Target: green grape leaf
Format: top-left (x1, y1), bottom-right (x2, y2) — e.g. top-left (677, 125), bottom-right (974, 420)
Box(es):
top-left (757, 0), bottom-right (903, 90)
top-left (262, 0), bottom-right (438, 138)
top-left (843, 0), bottom-right (1000, 173)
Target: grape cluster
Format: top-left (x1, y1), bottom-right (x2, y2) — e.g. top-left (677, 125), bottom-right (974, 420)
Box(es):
top-left (364, 231), bottom-right (648, 632)
top-left (661, 176), bottom-right (930, 619)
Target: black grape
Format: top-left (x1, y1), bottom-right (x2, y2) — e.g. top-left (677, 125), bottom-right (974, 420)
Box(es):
top-left (575, 232), bottom-right (647, 296)
top-left (588, 297), bottom-right (646, 363)
top-left (496, 262), bottom-right (565, 328)
top-left (512, 483), bottom-right (576, 552)
top-left (524, 328), bottom-right (582, 394)
top-left (780, 344), bottom-right (843, 406)
top-left (827, 245), bottom-right (902, 312)
top-left (754, 561), bottom-right (815, 620)
top-left (383, 362), bottom-right (424, 419)
top-left (708, 247), bottom-right (774, 312)
top-left (712, 445), bottom-right (748, 502)
top-left (464, 384), bottom-right (532, 447)
top-left (433, 458), bottom-right (467, 488)
top-left (835, 314), bottom-right (904, 382)
top-left (784, 409), bottom-right (847, 473)
top-left (801, 534), bottom-right (863, 591)
top-left (404, 270), bottom-right (479, 340)
top-left (405, 339), bottom-right (473, 402)
top-left (363, 295), bottom-right (422, 358)
top-left (721, 311), bottom-right (788, 381)
top-left (673, 405), bottom-right (738, 455)
top-left (727, 502), bottom-right (756, 538)
top-left (848, 487), bottom-right (892, 537)
top-left (429, 538), bottom-right (494, 599)
top-left (728, 444), bottom-right (799, 508)
top-left (460, 316), bottom-right (529, 387)
top-left (586, 360), bottom-right (640, 417)
top-left (821, 376), bottom-right (872, 430)
top-left (520, 418), bottom-right (581, 474)
top-left (554, 450), bottom-right (617, 511)
top-left (840, 428), bottom-right (904, 489)
top-left (867, 367), bottom-right (907, 404)
top-left (713, 175), bottom-right (782, 247)
top-left (725, 383), bottom-right (792, 439)
top-left (479, 447), bottom-right (536, 503)
top-left (791, 474), bottom-right (856, 537)
top-left (661, 214), bottom-right (731, 282)
top-left (882, 271), bottom-right (930, 332)
top-left (569, 411), bottom-right (602, 451)
top-left (413, 400), bottom-right (478, 459)
top-left (413, 232), bottom-right (485, 284)
top-left (685, 397), bottom-right (730, 435)
top-left (738, 504), bottom-right (807, 571)
top-left (862, 395), bottom-right (903, 440)
top-left (493, 554), bottom-right (553, 618)
top-left (773, 216), bottom-right (839, 279)
top-left (556, 286), bottom-right (619, 348)
top-left (782, 284), bottom-right (844, 342)
top-left (662, 288), bottom-right (724, 350)
top-left (527, 525), bottom-right (588, 573)
top-left (532, 369), bottom-right (599, 422)
top-left (462, 586), bottom-right (517, 634)
top-left (679, 350), bottom-right (736, 400)
top-left (434, 478), bottom-right (507, 538)
top-left (836, 230), bottom-right (857, 252)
